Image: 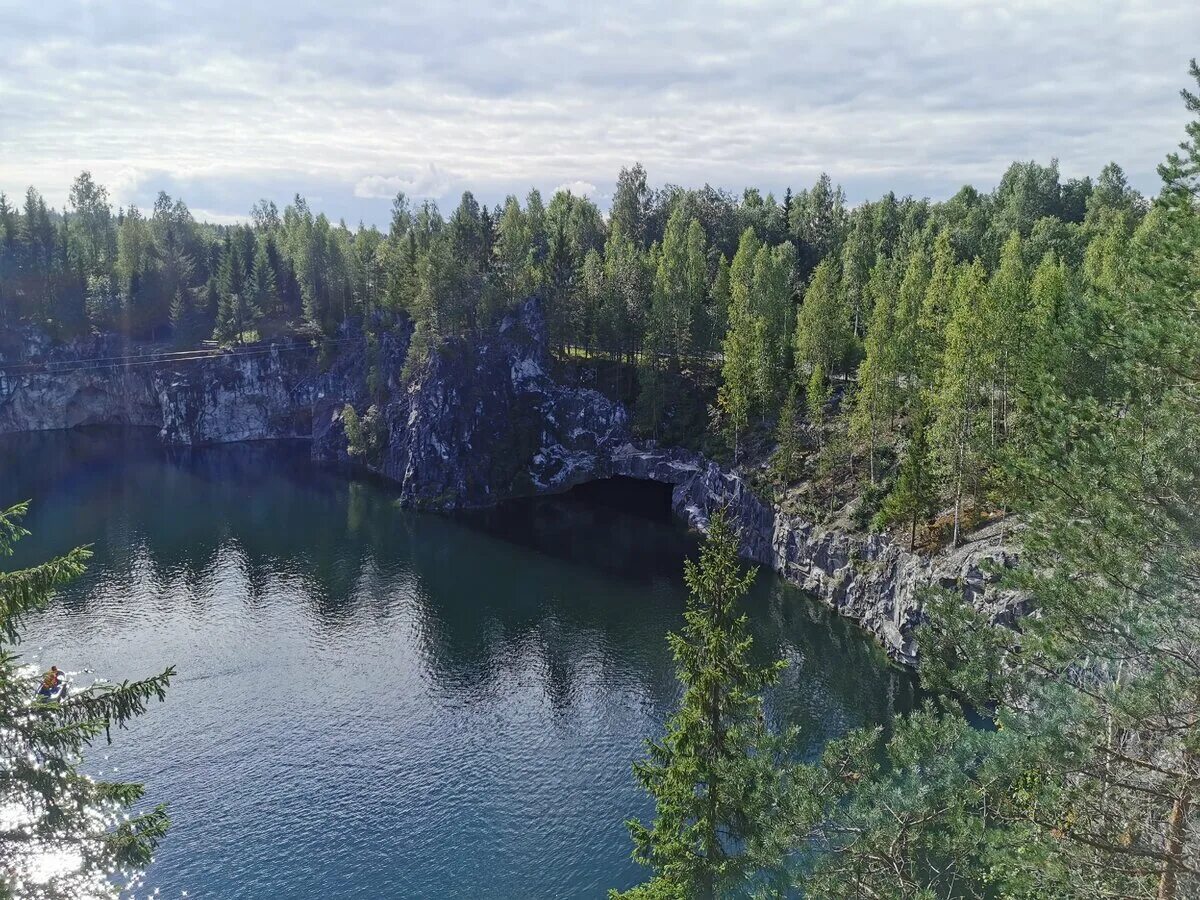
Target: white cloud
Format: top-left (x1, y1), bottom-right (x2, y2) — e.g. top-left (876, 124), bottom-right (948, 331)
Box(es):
top-left (189, 208), bottom-right (251, 227)
top-left (553, 180), bottom-right (598, 198)
top-left (354, 164), bottom-right (457, 201)
top-left (1, 0), bottom-right (1198, 226)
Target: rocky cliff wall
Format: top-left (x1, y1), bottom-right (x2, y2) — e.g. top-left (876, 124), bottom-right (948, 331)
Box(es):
top-left (308, 300), bottom-right (1024, 665)
top-left (0, 329), bottom-right (328, 444)
top-left (0, 306), bottom-right (1023, 664)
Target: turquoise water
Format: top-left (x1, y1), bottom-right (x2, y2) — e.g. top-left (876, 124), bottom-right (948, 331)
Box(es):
top-left (2, 429), bottom-right (916, 899)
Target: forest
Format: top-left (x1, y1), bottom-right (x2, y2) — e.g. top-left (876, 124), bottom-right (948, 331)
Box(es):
top-left (3, 59), bottom-right (1200, 899)
top-left (0, 138), bottom-right (1150, 549)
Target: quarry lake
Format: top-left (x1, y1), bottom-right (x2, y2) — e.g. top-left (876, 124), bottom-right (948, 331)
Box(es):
top-left (3, 428), bottom-right (917, 899)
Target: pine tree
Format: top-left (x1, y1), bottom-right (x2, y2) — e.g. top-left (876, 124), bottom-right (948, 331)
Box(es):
top-left (613, 510), bottom-right (791, 900)
top-left (818, 65), bottom-right (1200, 900)
top-left (984, 231), bottom-right (1028, 446)
top-left (1, 502), bottom-right (174, 899)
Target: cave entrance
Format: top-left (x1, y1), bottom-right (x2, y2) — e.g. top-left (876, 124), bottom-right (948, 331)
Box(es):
top-left (563, 476), bottom-right (675, 523)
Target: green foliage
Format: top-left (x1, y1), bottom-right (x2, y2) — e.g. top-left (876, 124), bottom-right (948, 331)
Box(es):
top-left (877, 405), bottom-right (936, 548)
top-left (769, 383), bottom-right (805, 485)
top-left (849, 256), bottom-right (901, 483)
top-left (343, 403), bottom-right (385, 463)
top-left (1, 502), bottom-right (173, 899)
top-left (794, 61), bottom-right (1200, 900)
top-left (614, 510), bottom-right (793, 900)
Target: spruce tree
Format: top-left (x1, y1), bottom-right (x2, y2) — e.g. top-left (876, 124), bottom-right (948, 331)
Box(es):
top-left (614, 510), bottom-right (790, 900)
top-left (878, 403), bottom-right (935, 549)
top-left (1, 502), bottom-right (173, 900)
top-left (250, 241), bottom-right (280, 325)
top-left (769, 382), bottom-right (805, 485)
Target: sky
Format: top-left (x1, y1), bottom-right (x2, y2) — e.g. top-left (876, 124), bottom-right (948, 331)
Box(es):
top-left (1, 0), bottom-right (1197, 227)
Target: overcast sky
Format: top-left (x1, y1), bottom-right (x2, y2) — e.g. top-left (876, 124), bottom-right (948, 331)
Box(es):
top-left (1, 1), bottom-right (1197, 227)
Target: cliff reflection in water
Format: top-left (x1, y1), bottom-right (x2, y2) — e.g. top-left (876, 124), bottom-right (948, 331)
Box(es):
top-left (2, 428), bottom-right (916, 899)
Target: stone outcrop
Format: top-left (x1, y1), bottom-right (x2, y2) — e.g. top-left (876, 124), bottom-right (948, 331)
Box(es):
top-left (0, 329), bottom-right (322, 444)
top-left (600, 443), bottom-right (1023, 665)
top-left (0, 304), bottom-right (1024, 665)
top-left (311, 299), bottom-right (629, 507)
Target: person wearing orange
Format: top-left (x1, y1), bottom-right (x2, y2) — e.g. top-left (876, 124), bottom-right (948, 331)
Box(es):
top-left (38, 665), bottom-right (61, 697)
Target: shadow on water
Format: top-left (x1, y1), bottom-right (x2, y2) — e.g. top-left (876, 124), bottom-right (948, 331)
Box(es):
top-left (1, 427), bottom-right (919, 899)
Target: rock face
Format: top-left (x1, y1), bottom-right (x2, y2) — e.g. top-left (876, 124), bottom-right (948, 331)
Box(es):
top-left (305, 300), bottom-right (1023, 665)
top-left (0, 329), bottom-right (322, 444)
top-left (311, 299), bottom-right (629, 508)
top-left (601, 443), bottom-right (1024, 665)
top-left (0, 303), bottom-right (1023, 664)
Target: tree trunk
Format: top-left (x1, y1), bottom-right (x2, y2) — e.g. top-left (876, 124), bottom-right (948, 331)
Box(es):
top-left (952, 438), bottom-right (964, 549)
top-left (703, 682), bottom-right (722, 900)
top-left (1157, 771), bottom-right (1195, 900)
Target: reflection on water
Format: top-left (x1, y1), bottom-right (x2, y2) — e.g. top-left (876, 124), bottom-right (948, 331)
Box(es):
top-left (2, 429), bottom-right (916, 900)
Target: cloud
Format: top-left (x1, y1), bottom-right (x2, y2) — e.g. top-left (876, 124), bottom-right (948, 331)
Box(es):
top-left (553, 180), bottom-right (598, 199)
top-left (1, 0), bottom-right (1198, 227)
top-left (354, 164), bottom-right (457, 200)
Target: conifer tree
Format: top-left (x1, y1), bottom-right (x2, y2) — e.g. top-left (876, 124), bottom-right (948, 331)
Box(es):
top-left (812, 65), bottom-right (1200, 900)
top-left (985, 231), bottom-right (1028, 444)
top-left (214, 239), bottom-right (259, 343)
top-left (1, 502), bottom-right (173, 899)
top-left (794, 260), bottom-right (850, 419)
top-left (879, 404), bottom-right (935, 548)
top-left (849, 257), bottom-right (900, 483)
top-left (250, 240), bottom-right (280, 324)
top-left (614, 510), bottom-right (790, 900)
top-left (930, 260), bottom-right (989, 546)
top-left (769, 382), bottom-right (805, 485)
top-left (918, 230), bottom-right (956, 384)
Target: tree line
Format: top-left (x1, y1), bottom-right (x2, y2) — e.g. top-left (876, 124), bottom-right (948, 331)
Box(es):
top-left (0, 156), bottom-right (1149, 545)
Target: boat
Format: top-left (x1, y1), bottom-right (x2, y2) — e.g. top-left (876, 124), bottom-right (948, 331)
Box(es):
top-left (36, 680), bottom-right (68, 702)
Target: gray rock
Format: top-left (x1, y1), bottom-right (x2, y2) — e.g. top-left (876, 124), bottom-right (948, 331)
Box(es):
top-left (0, 303), bottom-right (1024, 665)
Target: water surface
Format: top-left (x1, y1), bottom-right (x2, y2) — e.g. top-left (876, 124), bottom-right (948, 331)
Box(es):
top-left (2, 429), bottom-right (916, 899)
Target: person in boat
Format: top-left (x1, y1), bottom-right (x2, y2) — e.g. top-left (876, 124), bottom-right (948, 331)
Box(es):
top-left (38, 665), bottom-right (61, 697)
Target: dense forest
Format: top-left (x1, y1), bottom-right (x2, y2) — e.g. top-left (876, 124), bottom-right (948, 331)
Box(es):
top-left (0, 136), bottom-right (1149, 549)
